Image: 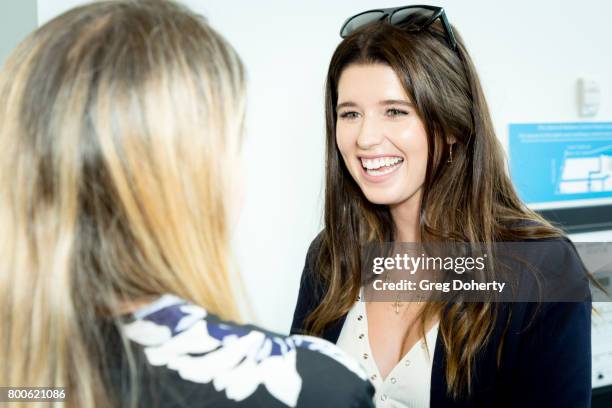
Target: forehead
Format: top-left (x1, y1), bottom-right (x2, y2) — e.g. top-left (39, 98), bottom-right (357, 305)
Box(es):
top-left (337, 63), bottom-right (410, 103)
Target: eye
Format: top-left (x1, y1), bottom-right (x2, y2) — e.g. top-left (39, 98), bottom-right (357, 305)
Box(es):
top-left (338, 111), bottom-right (360, 120)
top-left (386, 108), bottom-right (408, 117)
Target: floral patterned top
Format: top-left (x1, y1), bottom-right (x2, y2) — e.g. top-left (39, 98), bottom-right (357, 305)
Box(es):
top-left (104, 294), bottom-right (375, 407)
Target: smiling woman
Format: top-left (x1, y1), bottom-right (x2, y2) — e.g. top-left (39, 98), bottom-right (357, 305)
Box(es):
top-left (291, 5), bottom-right (593, 408)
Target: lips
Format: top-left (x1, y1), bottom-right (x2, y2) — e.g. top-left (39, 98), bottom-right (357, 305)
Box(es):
top-left (359, 155), bottom-right (404, 181)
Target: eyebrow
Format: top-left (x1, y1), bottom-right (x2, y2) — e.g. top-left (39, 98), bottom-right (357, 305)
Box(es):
top-left (336, 99), bottom-right (414, 110)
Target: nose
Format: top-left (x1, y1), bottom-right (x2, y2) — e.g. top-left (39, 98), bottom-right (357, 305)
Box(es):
top-left (356, 116), bottom-right (384, 150)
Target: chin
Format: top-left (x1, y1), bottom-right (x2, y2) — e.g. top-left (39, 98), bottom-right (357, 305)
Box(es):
top-left (358, 181), bottom-right (421, 207)
top-left (361, 189), bottom-right (405, 206)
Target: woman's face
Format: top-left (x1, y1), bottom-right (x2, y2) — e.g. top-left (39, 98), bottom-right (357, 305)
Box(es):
top-left (335, 63), bottom-right (428, 207)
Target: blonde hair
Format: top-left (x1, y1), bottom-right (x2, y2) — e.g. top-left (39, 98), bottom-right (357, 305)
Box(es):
top-left (0, 1), bottom-right (246, 406)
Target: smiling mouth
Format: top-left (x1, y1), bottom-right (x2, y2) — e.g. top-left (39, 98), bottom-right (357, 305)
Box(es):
top-left (360, 156), bottom-right (404, 176)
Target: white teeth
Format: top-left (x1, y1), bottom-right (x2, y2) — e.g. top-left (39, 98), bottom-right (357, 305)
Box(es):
top-left (366, 166), bottom-right (397, 176)
top-left (360, 156), bottom-right (403, 170)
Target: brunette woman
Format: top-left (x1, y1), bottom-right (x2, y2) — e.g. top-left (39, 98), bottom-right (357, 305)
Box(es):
top-left (292, 6), bottom-right (592, 407)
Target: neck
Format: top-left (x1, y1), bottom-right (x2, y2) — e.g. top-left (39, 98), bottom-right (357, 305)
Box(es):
top-left (390, 189), bottom-right (422, 243)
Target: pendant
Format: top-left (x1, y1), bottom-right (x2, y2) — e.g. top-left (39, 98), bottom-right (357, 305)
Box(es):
top-left (394, 300), bottom-right (403, 314)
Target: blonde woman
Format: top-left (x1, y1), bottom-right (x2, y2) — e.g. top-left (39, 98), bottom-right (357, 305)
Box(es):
top-left (0, 1), bottom-right (374, 407)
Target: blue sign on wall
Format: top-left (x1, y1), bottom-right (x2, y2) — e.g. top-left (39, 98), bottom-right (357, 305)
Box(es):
top-left (509, 122), bottom-right (612, 208)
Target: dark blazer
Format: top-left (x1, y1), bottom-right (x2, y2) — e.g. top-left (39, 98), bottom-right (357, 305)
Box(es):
top-left (290, 235), bottom-right (592, 407)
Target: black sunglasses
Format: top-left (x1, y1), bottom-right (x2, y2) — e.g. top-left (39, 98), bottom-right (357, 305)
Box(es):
top-left (339, 5), bottom-right (457, 52)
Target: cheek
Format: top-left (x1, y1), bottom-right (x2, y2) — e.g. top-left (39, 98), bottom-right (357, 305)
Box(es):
top-left (414, 133), bottom-right (429, 171)
top-left (335, 125), bottom-right (353, 162)
top-left (398, 127), bottom-right (429, 178)
top-left (415, 132), bottom-right (428, 183)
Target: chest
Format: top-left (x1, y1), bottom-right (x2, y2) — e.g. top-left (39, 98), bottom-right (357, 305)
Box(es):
top-left (366, 301), bottom-right (435, 379)
top-left (337, 297), bottom-right (440, 407)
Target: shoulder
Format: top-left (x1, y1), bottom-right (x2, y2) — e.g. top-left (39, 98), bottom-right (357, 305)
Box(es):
top-left (122, 295), bottom-right (374, 407)
top-left (489, 233), bottom-right (592, 355)
top-left (290, 231), bottom-right (327, 335)
top-left (493, 228), bottom-right (590, 303)
top-left (295, 231), bottom-right (327, 305)
top-left (304, 230), bottom-right (325, 269)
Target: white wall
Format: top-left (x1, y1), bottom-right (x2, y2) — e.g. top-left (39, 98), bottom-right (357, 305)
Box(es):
top-left (0, 0), bottom-right (37, 64)
top-left (35, 0), bottom-right (612, 333)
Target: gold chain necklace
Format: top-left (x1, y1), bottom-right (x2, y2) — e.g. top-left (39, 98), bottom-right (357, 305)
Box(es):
top-left (383, 269), bottom-right (404, 314)
top-left (385, 269), bottom-right (423, 314)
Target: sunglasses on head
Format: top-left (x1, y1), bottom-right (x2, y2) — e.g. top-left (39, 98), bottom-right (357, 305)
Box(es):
top-left (339, 5), bottom-right (458, 52)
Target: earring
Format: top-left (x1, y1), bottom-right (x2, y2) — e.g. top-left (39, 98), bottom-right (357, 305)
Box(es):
top-left (447, 144), bottom-right (453, 163)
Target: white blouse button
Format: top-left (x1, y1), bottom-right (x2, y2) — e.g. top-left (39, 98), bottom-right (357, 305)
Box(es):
top-left (357, 315), bottom-right (363, 321)
top-left (405, 359), bottom-right (411, 366)
top-left (371, 374), bottom-right (377, 381)
top-left (390, 377), bottom-right (397, 384)
top-left (380, 394), bottom-right (388, 401)
top-left (358, 333), bottom-right (364, 339)
top-left (363, 353), bottom-right (368, 359)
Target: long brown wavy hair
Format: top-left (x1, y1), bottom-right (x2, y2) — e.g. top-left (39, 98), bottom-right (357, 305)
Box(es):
top-left (304, 19), bottom-right (566, 398)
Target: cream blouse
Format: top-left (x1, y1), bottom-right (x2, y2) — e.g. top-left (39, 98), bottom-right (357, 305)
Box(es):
top-left (336, 288), bottom-right (439, 408)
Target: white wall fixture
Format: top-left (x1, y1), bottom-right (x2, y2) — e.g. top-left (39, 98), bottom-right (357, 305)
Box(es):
top-left (578, 78), bottom-right (601, 117)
